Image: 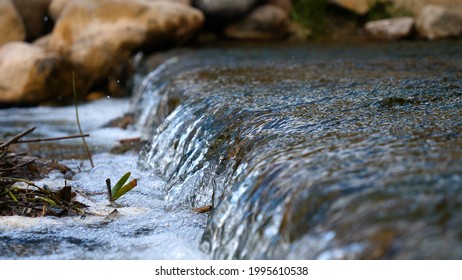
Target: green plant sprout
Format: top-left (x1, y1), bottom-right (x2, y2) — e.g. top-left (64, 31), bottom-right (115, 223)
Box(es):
top-left (106, 172), bottom-right (137, 202)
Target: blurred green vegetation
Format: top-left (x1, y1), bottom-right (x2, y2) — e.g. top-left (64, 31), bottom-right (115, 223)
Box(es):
top-left (290, 0), bottom-right (327, 35)
top-left (290, 0), bottom-right (414, 37)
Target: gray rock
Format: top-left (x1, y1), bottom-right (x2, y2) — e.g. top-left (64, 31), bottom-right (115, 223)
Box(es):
top-left (193, 0), bottom-right (258, 19)
top-left (416, 4), bottom-right (462, 40)
top-left (365, 17), bottom-right (415, 40)
top-left (329, 0), bottom-right (375, 15)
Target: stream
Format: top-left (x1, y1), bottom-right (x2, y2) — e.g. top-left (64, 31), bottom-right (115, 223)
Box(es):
top-left (1, 41), bottom-right (462, 259)
top-left (0, 99), bottom-right (208, 259)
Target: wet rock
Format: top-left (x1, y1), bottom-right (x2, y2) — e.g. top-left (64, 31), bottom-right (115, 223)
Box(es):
top-left (193, 0), bottom-right (258, 19)
top-left (48, 0), bottom-right (204, 81)
top-left (0, 0), bottom-right (26, 46)
top-left (224, 5), bottom-right (290, 40)
top-left (11, 0), bottom-right (52, 41)
top-left (0, 42), bottom-right (76, 105)
top-left (416, 4), bottom-right (462, 40)
top-left (329, 0), bottom-right (376, 15)
top-left (365, 17), bottom-right (415, 40)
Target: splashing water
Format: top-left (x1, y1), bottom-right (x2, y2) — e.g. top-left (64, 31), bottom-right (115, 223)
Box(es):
top-left (134, 42), bottom-right (462, 259)
top-left (2, 42), bottom-right (462, 260)
top-left (0, 99), bottom-right (208, 259)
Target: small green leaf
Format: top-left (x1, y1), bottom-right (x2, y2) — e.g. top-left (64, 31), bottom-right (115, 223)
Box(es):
top-left (35, 196), bottom-right (57, 206)
top-left (8, 189), bottom-right (18, 203)
top-left (112, 179), bottom-right (137, 201)
top-left (111, 172), bottom-right (131, 198)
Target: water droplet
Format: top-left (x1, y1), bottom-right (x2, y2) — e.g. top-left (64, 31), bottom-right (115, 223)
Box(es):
top-left (88, 164), bottom-right (120, 185)
top-left (48, 170), bottom-right (64, 180)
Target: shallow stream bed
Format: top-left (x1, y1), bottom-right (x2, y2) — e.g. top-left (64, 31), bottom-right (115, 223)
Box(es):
top-left (1, 42), bottom-right (462, 259)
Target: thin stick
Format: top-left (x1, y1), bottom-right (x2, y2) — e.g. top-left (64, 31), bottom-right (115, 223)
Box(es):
top-left (106, 178), bottom-right (112, 202)
top-left (0, 127), bottom-right (36, 149)
top-left (14, 133), bottom-right (90, 144)
top-left (72, 72), bottom-right (94, 168)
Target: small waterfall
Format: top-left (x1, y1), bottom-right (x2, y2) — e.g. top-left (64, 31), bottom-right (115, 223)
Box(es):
top-left (133, 43), bottom-right (462, 259)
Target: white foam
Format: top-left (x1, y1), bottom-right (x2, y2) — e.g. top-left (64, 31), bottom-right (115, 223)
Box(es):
top-left (0, 99), bottom-right (209, 259)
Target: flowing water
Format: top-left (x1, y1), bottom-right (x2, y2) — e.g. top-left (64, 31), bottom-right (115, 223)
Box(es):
top-left (0, 99), bottom-right (208, 259)
top-left (133, 42), bottom-right (462, 259)
top-left (1, 42), bottom-right (461, 259)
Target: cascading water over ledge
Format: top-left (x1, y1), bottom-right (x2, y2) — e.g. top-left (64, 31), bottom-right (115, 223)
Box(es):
top-left (133, 43), bottom-right (462, 259)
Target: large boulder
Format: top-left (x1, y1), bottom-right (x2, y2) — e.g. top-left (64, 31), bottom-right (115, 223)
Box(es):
top-left (0, 42), bottom-right (79, 105)
top-left (193, 0), bottom-right (258, 19)
top-left (48, 0), bottom-right (204, 80)
top-left (0, 0), bottom-right (26, 46)
top-left (11, 0), bottom-right (52, 41)
top-left (365, 17), bottom-right (415, 40)
top-left (224, 4), bottom-right (290, 40)
top-left (49, 0), bottom-right (192, 20)
top-left (416, 4), bottom-right (462, 40)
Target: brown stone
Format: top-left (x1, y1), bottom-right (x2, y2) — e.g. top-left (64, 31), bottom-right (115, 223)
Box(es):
top-left (0, 0), bottom-right (26, 46)
top-left (329, 0), bottom-right (376, 15)
top-left (0, 42), bottom-right (78, 105)
top-left (49, 0), bottom-right (70, 20)
top-left (287, 21), bottom-right (312, 41)
top-left (11, 0), bottom-right (52, 41)
top-left (33, 34), bottom-right (51, 49)
top-left (48, 0), bottom-right (204, 80)
top-left (50, 0), bottom-right (192, 20)
top-left (224, 4), bottom-right (290, 40)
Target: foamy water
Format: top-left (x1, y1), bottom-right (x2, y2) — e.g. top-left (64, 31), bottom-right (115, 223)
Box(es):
top-left (0, 99), bottom-right (209, 259)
